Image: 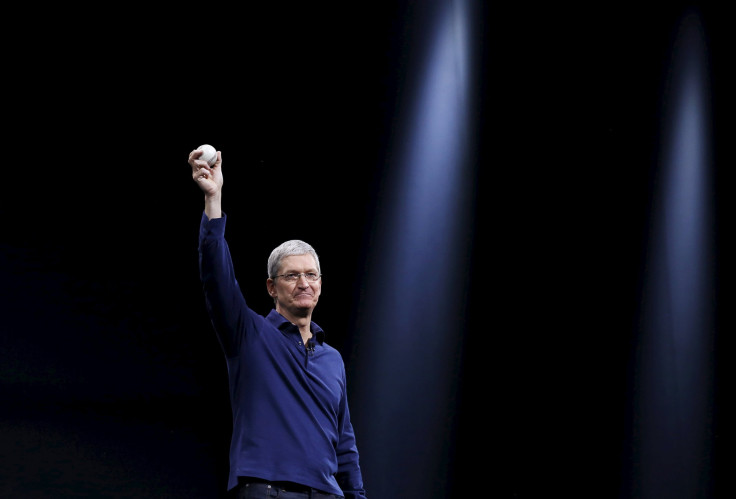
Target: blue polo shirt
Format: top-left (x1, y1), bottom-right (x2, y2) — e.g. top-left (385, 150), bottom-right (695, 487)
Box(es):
top-left (198, 212), bottom-right (366, 498)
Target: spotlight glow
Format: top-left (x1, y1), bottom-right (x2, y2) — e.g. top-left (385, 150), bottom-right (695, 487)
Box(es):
top-left (350, 1), bottom-right (477, 497)
top-left (629, 9), bottom-right (715, 498)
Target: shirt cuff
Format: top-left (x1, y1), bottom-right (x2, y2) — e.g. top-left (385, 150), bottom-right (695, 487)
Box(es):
top-left (200, 210), bottom-right (227, 238)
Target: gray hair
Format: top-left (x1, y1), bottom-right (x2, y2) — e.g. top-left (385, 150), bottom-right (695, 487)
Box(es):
top-left (267, 240), bottom-right (321, 278)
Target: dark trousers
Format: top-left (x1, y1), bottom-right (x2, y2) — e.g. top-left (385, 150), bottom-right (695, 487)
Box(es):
top-left (236, 477), bottom-right (343, 499)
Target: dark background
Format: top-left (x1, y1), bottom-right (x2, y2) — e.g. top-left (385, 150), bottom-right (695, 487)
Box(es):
top-left (1, 2), bottom-right (731, 497)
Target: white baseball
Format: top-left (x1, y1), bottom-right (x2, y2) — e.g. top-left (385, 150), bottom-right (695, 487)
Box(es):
top-left (197, 144), bottom-right (218, 167)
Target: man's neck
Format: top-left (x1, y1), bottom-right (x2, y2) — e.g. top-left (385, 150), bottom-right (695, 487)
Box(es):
top-left (277, 306), bottom-right (312, 341)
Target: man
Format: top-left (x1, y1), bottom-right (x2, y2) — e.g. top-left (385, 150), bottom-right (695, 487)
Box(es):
top-left (189, 147), bottom-right (367, 499)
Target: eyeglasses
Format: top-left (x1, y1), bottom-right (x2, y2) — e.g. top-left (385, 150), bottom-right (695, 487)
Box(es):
top-left (272, 272), bottom-right (322, 282)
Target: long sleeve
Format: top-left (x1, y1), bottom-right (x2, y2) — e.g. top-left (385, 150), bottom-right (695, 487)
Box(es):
top-left (335, 367), bottom-right (367, 498)
top-left (197, 211), bottom-right (249, 358)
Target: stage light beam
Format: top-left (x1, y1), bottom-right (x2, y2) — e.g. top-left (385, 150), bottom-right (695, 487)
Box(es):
top-left (628, 9), bottom-right (715, 498)
top-left (350, 1), bottom-right (478, 498)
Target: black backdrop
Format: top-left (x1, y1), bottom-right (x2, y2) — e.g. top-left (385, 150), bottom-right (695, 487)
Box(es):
top-left (2, 2), bottom-right (732, 497)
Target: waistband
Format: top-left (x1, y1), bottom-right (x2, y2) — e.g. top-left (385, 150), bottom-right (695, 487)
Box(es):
top-left (238, 476), bottom-right (339, 497)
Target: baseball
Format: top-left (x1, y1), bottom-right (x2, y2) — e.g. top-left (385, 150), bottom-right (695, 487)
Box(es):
top-left (197, 144), bottom-right (218, 167)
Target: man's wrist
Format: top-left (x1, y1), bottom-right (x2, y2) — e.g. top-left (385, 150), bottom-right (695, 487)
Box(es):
top-left (204, 193), bottom-right (223, 219)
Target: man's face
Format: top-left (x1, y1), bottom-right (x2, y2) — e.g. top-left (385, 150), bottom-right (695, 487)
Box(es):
top-left (268, 254), bottom-right (322, 318)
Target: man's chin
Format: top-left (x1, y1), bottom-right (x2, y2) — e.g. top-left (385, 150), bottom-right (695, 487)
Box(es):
top-left (293, 300), bottom-right (317, 313)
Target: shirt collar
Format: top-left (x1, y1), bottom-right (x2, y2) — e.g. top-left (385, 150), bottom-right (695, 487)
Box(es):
top-left (266, 309), bottom-right (325, 343)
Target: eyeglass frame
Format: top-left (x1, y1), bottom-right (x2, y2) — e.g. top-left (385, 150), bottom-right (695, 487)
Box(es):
top-left (270, 272), bottom-right (323, 283)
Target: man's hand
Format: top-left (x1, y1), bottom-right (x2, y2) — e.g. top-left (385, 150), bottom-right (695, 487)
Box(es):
top-left (189, 147), bottom-right (223, 219)
top-left (189, 148), bottom-right (223, 197)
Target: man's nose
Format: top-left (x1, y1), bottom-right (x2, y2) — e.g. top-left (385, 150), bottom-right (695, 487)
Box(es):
top-left (296, 274), bottom-right (310, 285)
